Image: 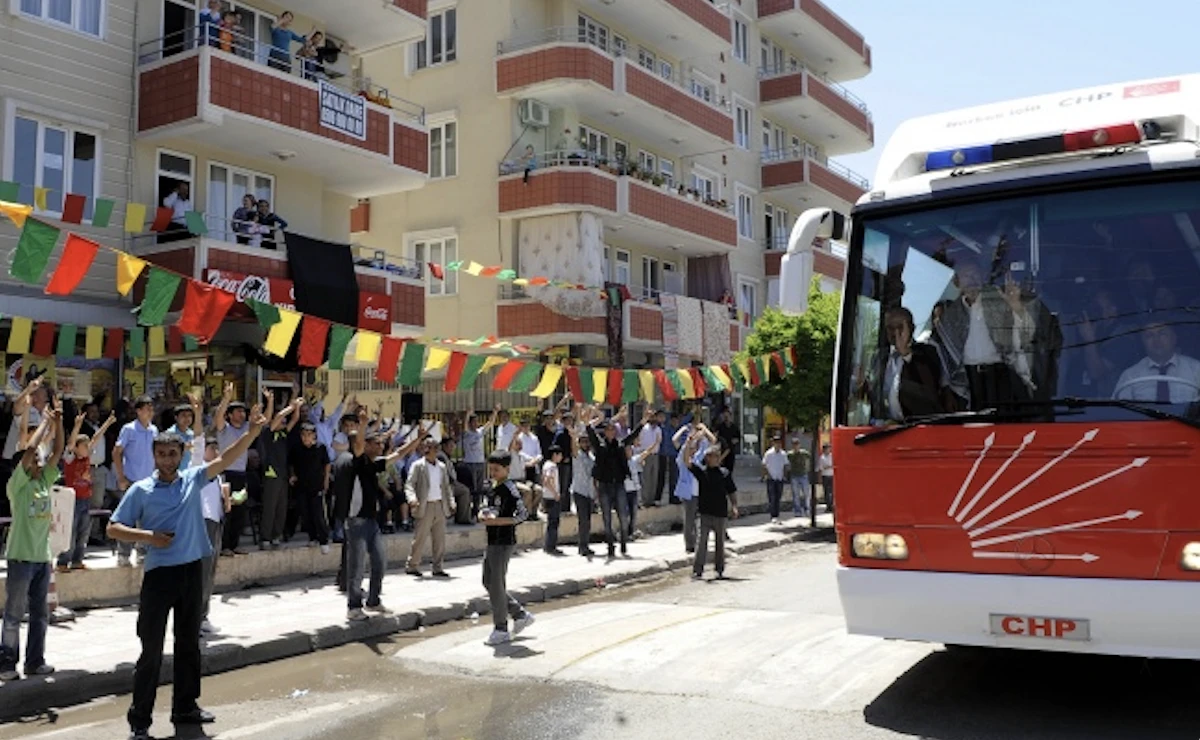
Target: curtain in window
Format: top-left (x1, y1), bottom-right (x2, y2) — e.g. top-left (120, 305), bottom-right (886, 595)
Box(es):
top-left (686, 254), bottom-right (731, 302)
top-left (517, 212), bottom-right (606, 319)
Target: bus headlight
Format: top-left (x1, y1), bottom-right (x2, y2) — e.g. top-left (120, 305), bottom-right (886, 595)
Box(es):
top-left (851, 533), bottom-right (909, 560)
top-left (1181, 542), bottom-right (1200, 571)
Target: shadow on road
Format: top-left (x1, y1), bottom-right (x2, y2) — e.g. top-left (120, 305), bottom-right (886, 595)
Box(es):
top-left (865, 647), bottom-right (1200, 740)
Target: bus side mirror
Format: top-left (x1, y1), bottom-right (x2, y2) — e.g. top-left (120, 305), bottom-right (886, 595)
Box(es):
top-left (779, 208), bottom-right (848, 316)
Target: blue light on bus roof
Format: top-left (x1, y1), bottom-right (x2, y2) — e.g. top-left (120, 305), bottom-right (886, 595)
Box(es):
top-left (925, 145), bottom-right (994, 171)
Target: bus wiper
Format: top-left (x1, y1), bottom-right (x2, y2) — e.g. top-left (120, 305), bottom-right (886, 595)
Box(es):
top-left (854, 408), bottom-right (1036, 446)
top-left (1042, 397), bottom-right (1200, 432)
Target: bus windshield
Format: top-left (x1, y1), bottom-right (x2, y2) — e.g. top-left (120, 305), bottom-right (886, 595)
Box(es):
top-left (842, 176), bottom-right (1200, 427)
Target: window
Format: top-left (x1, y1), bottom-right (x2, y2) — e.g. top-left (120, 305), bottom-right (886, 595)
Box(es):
top-left (760, 37), bottom-right (784, 74)
top-left (614, 249), bottom-right (631, 285)
top-left (413, 236), bottom-right (458, 295)
top-left (738, 278), bottom-right (758, 318)
top-left (612, 34), bottom-right (627, 57)
top-left (208, 162), bottom-right (274, 243)
top-left (690, 73), bottom-right (714, 104)
top-left (736, 188), bottom-right (754, 240)
top-left (733, 19), bottom-right (748, 63)
top-left (577, 14), bottom-right (609, 52)
top-left (10, 114), bottom-right (100, 219)
top-left (734, 103), bottom-right (750, 150)
top-left (154, 149), bottom-right (193, 223)
top-left (613, 140), bottom-right (629, 167)
top-left (659, 60), bottom-right (673, 82)
top-left (20, 0), bottom-right (102, 37)
top-left (691, 168), bottom-right (717, 201)
top-left (429, 119), bottom-right (457, 179)
top-left (659, 159), bottom-right (675, 189)
top-left (578, 125), bottom-right (610, 159)
top-left (641, 256), bottom-right (660, 295)
top-left (637, 47), bottom-right (656, 72)
top-left (416, 7), bottom-right (456, 69)
top-left (637, 150), bottom-right (657, 175)
top-left (662, 261), bottom-right (682, 294)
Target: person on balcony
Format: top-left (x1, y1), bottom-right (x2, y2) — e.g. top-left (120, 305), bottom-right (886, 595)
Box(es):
top-left (255, 199), bottom-right (288, 250)
top-left (159, 182), bottom-right (192, 244)
top-left (268, 11), bottom-right (305, 73)
top-left (198, 0), bottom-right (221, 49)
top-left (232, 194), bottom-right (257, 246)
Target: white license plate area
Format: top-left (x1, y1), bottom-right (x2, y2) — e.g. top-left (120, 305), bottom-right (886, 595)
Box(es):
top-left (989, 613), bottom-right (1090, 642)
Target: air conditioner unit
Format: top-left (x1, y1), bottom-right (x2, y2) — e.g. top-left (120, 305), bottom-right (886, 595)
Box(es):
top-left (519, 98), bottom-right (550, 128)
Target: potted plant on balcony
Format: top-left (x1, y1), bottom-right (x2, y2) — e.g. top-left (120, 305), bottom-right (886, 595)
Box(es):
top-left (651, 174), bottom-right (665, 189)
top-left (677, 183), bottom-right (687, 197)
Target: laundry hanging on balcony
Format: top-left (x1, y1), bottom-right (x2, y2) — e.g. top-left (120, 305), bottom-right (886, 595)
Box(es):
top-left (517, 212), bottom-right (606, 319)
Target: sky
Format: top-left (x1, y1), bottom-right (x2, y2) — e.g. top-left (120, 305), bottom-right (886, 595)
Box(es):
top-left (830, 1), bottom-right (1198, 184)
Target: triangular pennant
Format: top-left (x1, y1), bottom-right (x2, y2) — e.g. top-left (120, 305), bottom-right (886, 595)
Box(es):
top-left (459, 355), bottom-right (489, 390)
top-left (116, 252), bottom-right (147, 296)
top-left (178, 279), bottom-right (236, 343)
top-left (10, 218), bottom-right (61, 284)
top-left (138, 268), bottom-right (182, 326)
top-left (249, 298), bottom-right (281, 329)
top-left (700, 366), bottom-right (724, 393)
top-left (45, 234), bottom-right (100, 296)
top-left (656, 369), bottom-right (680, 401)
top-left (425, 346), bottom-right (451, 371)
top-left (0, 200), bottom-right (32, 228)
top-left (444, 351), bottom-right (468, 391)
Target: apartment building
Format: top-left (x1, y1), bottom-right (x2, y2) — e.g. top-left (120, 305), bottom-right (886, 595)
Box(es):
top-left (346, 0), bottom-right (873, 443)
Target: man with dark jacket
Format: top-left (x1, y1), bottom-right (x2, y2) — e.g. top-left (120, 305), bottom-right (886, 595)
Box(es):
top-left (877, 306), bottom-right (955, 421)
top-left (586, 410), bottom-right (646, 559)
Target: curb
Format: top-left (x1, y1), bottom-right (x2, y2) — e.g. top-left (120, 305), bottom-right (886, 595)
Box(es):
top-left (0, 524), bottom-right (830, 720)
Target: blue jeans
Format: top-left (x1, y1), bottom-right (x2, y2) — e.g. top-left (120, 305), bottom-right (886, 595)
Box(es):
top-left (597, 481), bottom-right (629, 552)
top-left (346, 517), bottom-right (386, 610)
top-left (790, 476), bottom-right (810, 516)
top-left (57, 499), bottom-right (91, 567)
top-left (1, 560), bottom-right (51, 672)
top-left (766, 480), bottom-right (785, 519)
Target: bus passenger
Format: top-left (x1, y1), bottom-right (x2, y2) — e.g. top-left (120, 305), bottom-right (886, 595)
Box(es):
top-left (1113, 323), bottom-right (1200, 403)
top-left (879, 307), bottom-right (953, 421)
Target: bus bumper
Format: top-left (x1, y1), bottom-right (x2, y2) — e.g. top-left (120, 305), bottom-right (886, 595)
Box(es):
top-left (837, 566), bottom-right (1200, 660)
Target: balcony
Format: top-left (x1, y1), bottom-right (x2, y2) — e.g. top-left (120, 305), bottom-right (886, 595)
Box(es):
top-left (757, 0), bottom-right (870, 82)
top-left (495, 30), bottom-right (734, 152)
top-left (136, 28), bottom-right (428, 198)
top-left (764, 239), bottom-right (845, 283)
top-left (127, 215), bottom-right (425, 334)
top-left (281, 0), bottom-right (427, 53)
top-left (761, 148), bottom-right (868, 210)
top-left (576, 0), bottom-right (732, 57)
top-left (759, 66), bottom-right (873, 156)
top-left (497, 156), bottom-right (738, 254)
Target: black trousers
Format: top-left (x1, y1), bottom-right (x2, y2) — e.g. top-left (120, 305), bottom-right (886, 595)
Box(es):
top-left (299, 490), bottom-right (330, 545)
top-left (128, 560), bottom-right (204, 731)
top-left (966, 362), bottom-right (1029, 410)
top-left (221, 471), bottom-right (247, 551)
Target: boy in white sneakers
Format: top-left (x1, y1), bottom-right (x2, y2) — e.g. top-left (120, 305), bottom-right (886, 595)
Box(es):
top-left (480, 449), bottom-right (534, 645)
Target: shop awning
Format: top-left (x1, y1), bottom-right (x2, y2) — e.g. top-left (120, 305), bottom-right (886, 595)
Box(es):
top-left (0, 290), bottom-right (138, 329)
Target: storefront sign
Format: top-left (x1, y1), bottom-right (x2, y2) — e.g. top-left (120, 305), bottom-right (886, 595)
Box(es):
top-left (205, 269), bottom-right (295, 317)
top-left (319, 79), bottom-right (367, 141)
top-left (358, 291), bottom-right (391, 333)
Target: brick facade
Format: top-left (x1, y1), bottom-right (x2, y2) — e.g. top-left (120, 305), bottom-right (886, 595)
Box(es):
top-left (624, 65), bottom-right (734, 143)
top-left (393, 122), bottom-right (429, 174)
top-left (763, 248), bottom-right (844, 280)
top-left (627, 179), bottom-right (737, 247)
top-left (666, 0), bottom-right (732, 42)
top-left (207, 247), bottom-right (290, 279)
top-left (499, 169), bottom-right (619, 214)
top-left (137, 56), bottom-right (199, 132)
top-left (628, 304), bottom-right (664, 342)
top-left (808, 161), bottom-right (867, 203)
top-left (761, 159), bottom-right (807, 189)
top-left (390, 281), bottom-right (425, 328)
top-left (806, 75), bottom-right (871, 136)
top-left (496, 46), bottom-right (614, 94)
top-left (392, 0), bottom-right (427, 19)
top-left (756, 0), bottom-right (869, 63)
top-left (497, 301), bottom-right (606, 338)
top-left (759, 72), bottom-right (805, 104)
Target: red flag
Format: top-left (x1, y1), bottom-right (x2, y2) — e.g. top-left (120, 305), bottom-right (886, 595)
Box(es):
top-left (150, 207), bottom-right (173, 232)
top-left (606, 367), bottom-right (623, 406)
top-left (689, 367), bottom-right (708, 397)
top-left (444, 351), bottom-right (468, 391)
top-left (428, 263), bottom-right (444, 281)
top-left (33, 322), bottom-right (56, 356)
top-left (565, 366), bottom-right (583, 400)
top-left (177, 279), bottom-right (235, 343)
top-left (61, 194), bottom-right (86, 224)
top-left (653, 369), bottom-right (677, 401)
top-left (788, 346), bottom-right (799, 367)
top-left (479, 265), bottom-right (502, 277)
top-left (491, 360), bottom-right (525, 390)
top-left (375, 336), bottom-right (402, 383)
top-left (299, 315), bottom-right (331, 368)
top-left (44, 234), bottom-right (100, 296)
top-left (103, 327), bottom-right (124, 359)
top-left (168, 325), bottom-right (184, 354)
top-left (772, 352), bottom-right (786, 377)
top-left (748, 359), bottom-right (762, 386)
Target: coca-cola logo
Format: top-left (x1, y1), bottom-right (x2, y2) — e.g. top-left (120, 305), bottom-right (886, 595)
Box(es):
top-left (363, 306), bottom-right (389, 321)
top-left (208, 270), bottom-right (271, 304)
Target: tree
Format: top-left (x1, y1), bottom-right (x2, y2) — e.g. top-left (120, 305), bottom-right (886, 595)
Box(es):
top-left (743, 276), bottom-right (841, 525)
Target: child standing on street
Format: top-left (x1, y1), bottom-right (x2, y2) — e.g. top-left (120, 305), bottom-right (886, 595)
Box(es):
top-left (481, 449), bottom-right (534, 646)
top-left (541, 446), bottom-right (564, 556)
top-left (56, 410), bottom-right (115, 571)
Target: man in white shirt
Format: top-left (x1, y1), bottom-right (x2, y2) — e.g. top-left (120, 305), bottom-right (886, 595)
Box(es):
top-left (636, 415), bottom-right (663, 508)
top-left (404, 439), bottom-right (455, 577)
top-left (761, 434), bottom-right (788, 524)
top-left (494, 408), bottom-right (517, 458)
top-left (819, 444), bottom-right (834, 516)
top-left (1114, 323), bottom-right (1200, 403)
top-left (160, 182), bottom-right (192, 243)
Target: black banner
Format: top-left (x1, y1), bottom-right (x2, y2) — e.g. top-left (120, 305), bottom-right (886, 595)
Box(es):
top-left (605, 283), bottom-right (624, 368)
top-left (283, 231), bottom-right (360, 328)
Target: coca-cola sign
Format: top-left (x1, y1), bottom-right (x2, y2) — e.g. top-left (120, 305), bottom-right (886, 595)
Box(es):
top-left (204, 269), bottom-right (295, 318)
top-left (358, 291), bottom-right (391, 332)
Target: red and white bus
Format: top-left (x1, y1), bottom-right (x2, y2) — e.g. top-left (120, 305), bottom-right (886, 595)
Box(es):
top-left (778, 75), bottom-right (1200, 659)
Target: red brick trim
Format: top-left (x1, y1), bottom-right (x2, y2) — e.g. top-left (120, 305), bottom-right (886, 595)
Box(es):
top-left (627, 179), bottom-right (737, 247)
top-left (393, 122), bottom-right (429, 173)
top-left (808, 160), bottom-right (867, 203)
top-left (497, 301), bottom-right (606, 337)
top-left (625, 65), bottom-right (733, 143)
top-left (496, 45), bottom-right (614, 94)
top-left (666, 0), bottom-right (731, 42)
top-left (628, 304), bottom-right (664, 342)
top-left (138, 56), bottom-right (199, 132)
top-left (392, 0), bottom-right (427, 19)
top-left (499, 168), bottom-right (618, 214)
top-left (761, 159), bottom-right (806, 189)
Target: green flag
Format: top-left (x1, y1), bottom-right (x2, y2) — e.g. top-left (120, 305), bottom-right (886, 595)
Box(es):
top-left (249, 299), bottom-right (281, 329)
top-left (509, 362), bottom-right (544, 393)
top-left (579, 367), bottom-right (594, 402)
top-left (56, 324), bottom-right (77, 358)
top-left (326, 324), bottom-right (355, 370)
top-left (399, 342), bottom-right (425, 386)
top-left (700, 366), bottom-right (725, 393)
top-left (622, 370), bottom-right (640, 403)
top-left (129, 328), bottom-right (145, 359)
top-left (91, 198), bottom-right (115, 228)
top-left (9, 218), bottom-right (60, 284)
top-left (667, 369), bottom-right (688, 399)
top-left (185, 210), bottom-right (208, 236)
top-left (138, 268), bottom-right (181, 326)
top-left (183, 334), bottom-right (199, 352)
top-left (458, 355), bottom-right (488, 390)
top-left (0, 181), bottom-right (19, 202)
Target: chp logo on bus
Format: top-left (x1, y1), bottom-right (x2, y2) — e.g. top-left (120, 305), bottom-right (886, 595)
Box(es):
top-left (946, 429), bottom-right (1147, 566)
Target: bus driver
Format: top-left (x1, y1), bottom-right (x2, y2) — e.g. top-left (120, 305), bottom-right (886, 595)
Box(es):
top-left (1113, 322), bottom-right (1200, 403)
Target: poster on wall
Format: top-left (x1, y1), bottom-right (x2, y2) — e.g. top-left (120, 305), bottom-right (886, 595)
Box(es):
top-left (319, 79), bottom-right (367, 140)
top-left (5, 355), bottom-right (57, 395)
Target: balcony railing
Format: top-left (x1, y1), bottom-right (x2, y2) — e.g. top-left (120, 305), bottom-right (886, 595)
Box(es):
top-left (138, 25), bottom-right (425, 124)
top-left (757, 62), bottom-right (869, 115)
top-left (496, 26), bottom-right (730, 112)
top-left (498, 281), bottom-right (740, 318)
top-left (760, 147), bottom-right (870, 189)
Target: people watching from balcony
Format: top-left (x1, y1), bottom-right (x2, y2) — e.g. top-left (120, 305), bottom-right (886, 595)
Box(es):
top-left (299, 31), bottom-right (341, 81)
top-left (255, 200), bottom-right (288, 251)
top-left (159, 182), bottom-right (192, 244)
top-left (199, 0), bottom-right (222, 48)
top-left (520, 145), bottom-right (536, 183)
top-left (232, 194), bottom-right (257, 246)
top-left (219, 10), bottom-right (239, 54)
top-left (268, 11), bottom-right (305, 73)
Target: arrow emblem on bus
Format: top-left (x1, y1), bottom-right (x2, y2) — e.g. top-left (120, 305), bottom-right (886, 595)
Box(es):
top-left (956, 431), bottom-right (1036, 523)
top-left (972, 551), bottom-right (1100, 562)
top-left (971, 510), bottom-right (1142, 549)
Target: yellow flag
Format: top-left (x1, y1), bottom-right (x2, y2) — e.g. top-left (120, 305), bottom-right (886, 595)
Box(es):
top-left (85, 326), bottom-right (103, 359)
top-left (712, 365), bottom-right (733, 389)
top-left (34, 187), bottom-right (48, 211)
top-left (592, 369), bottom-right (608, 403)
top-left (531, 363), bottom-right (563, 399)
top-left (735, 358), bottom-right (751, 387)
top-left (264, 308), bottom-right (302, 356)
top-left (512, 278), bottom-right (529, 286)
top-left (148, 326), bottom-right (166, 358)
top-left (354, 331), bottom-right (381, 363)
top-left (0, 200), bottom-right (32, 228)
top-left (116, 253), bottom-right (147, 296)
top-left (464, 261), bottom-right (484, 276)
top-left (639, 370), bottom-right (656, 402)
top-left (425, 347), bottom-right (451, 370)
top-left (7, 317), bottom-right (32, 354)
top-left (124, 203), bottom-right (147, 233)
top-left (481, 355), bottom-right (507, 374)
top-left (676, 369), bottom-right (695, 399)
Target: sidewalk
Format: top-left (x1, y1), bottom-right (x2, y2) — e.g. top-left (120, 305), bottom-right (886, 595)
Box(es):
top-left (0, 507), bottom-right (831, 719)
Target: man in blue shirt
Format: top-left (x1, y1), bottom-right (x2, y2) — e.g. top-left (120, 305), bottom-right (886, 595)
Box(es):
top-left (108, 402), bottom-right (267, 740)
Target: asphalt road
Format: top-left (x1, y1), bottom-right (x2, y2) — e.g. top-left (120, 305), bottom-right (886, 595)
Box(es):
top-left (4, 540), bottom-right (1200, 740)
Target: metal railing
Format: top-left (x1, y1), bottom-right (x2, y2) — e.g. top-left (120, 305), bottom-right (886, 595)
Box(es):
top-left (763, 234), bottom-right (789, 251)
top-left (137, 25), bottom-right (424, 124)
top-left (124, 211), bottom-right (286, 249)
top-left (354, 252), bottom-right (424, 280)
top-left (757, 62), bottom-right (870, 116)
top-left (498, 284), bottom-right (530, 300)
top-left (496, 26), bottom-right (730, 113)
top-left (759, 147), bottom-right (870, 189)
